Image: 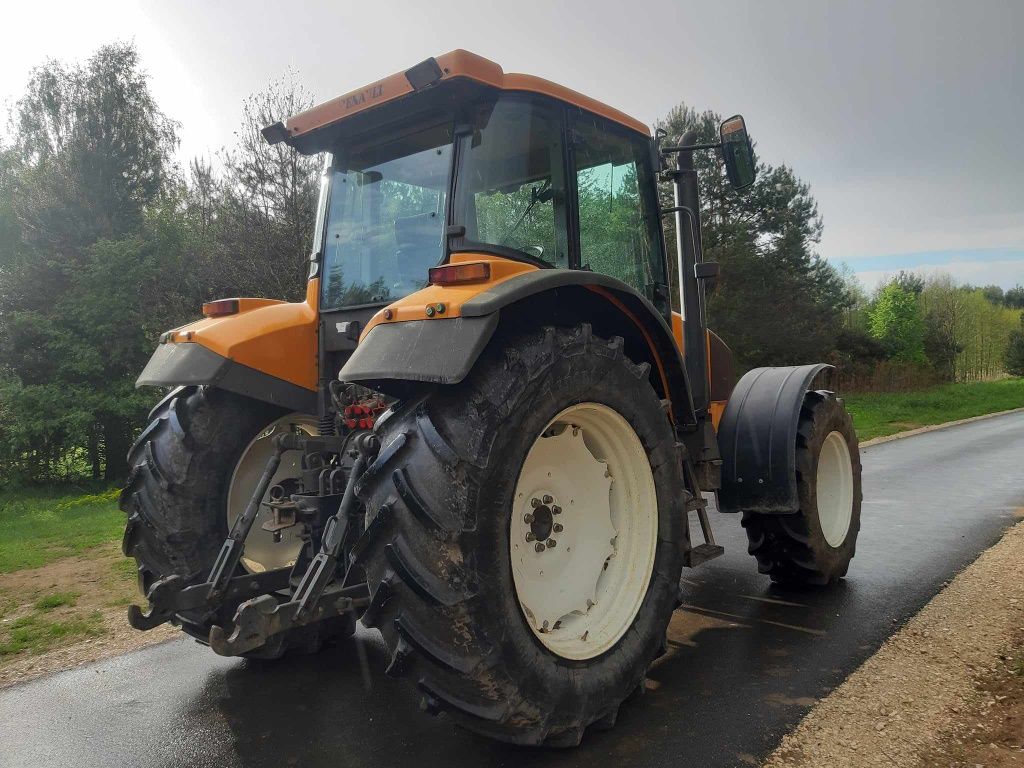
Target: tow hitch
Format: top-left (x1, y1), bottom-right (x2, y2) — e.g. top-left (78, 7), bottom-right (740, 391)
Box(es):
top-left (127, 429), bottom-right (380, 657)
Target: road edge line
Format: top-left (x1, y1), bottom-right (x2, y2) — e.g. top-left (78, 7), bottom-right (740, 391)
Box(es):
top-left (858, 406), bottom-right (1024, 448)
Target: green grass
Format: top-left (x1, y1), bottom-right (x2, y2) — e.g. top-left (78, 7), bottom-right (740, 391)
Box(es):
top-left (33, 591), bottom-right (80, 612)
top-left (0, 485), bottom-right (123, 573)
top-left (0, 610), bottom-right (105, 657)
top-left (845, 378), bottom-right (1024, 441)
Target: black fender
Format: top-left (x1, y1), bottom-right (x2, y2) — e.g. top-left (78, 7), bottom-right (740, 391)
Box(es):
top-left (339, 270), bottom-right (697, 428)
top-left (136, 342), bottom-right (317, 414)
top-left (716, 363), bottom-right (832, 514)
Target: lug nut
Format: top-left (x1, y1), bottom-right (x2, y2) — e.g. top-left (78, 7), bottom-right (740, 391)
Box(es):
top-left (524, 513), bottom-right (535, 524)
top-left (546, 539), bottom-right (557, 548)
top-left (542, 494), bottom-right (553, 504)
top-left (531, 498), bottom-right (542, 508)
top-left (526, 532), bottom-right (536, 542)
top-left (551, 505), bottom-right (561, 515)
top-left (553, 523), bottom-right (563, 533)
top-left (535, 542), bottom-right (546, 553)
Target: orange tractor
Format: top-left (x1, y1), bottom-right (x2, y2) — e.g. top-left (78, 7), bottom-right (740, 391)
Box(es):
top-left (124, 51), bottom-right (862, 746)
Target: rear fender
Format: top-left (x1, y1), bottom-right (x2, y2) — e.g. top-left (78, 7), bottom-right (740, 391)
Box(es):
top-left (716, 364), bottom-right (832, 513)
top-left (340, 267), bottom-right (697, 429)
top-left (136, 281), bottom-right (319, 413)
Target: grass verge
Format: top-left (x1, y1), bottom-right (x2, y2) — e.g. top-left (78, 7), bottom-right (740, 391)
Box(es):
top-left (0, 541), bottom-right (158, 679)
top-left (0, 485), bottom-right (123, 573)
top-left (0, 609), bottom-right (105, 657)
top-left (844, 377), bottom-right (1024, 441)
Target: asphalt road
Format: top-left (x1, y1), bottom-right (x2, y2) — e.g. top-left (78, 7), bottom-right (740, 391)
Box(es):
top-left (2, 412), bottom-right (1023, 768)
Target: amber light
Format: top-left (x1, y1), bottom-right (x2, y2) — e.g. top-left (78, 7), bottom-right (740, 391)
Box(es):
top-left (428, 262), bottom-right (491, 285)
top-left (202, 299), bottom-right (240, 318)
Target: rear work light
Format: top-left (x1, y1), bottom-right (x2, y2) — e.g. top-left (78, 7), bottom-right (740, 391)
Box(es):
top-left (202, 299), bottom-right (240, 318)
top-left (428, 264), bottom-right (491, 288)
top-left (428, 262), bottom-right (491, 285)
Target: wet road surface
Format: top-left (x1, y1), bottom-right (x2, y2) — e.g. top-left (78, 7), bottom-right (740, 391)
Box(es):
top-left (1, 411), bottom-right (1022, 768)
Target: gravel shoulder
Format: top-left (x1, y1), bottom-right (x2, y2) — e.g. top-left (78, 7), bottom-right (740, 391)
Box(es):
top-left (0, 543), bottom-right (176, 689)
top-left (764, 512), bottom-right (1024, 768)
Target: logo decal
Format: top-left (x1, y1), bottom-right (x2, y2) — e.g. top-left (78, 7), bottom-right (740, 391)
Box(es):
top-left (342, 83), bottom-right (385, 111)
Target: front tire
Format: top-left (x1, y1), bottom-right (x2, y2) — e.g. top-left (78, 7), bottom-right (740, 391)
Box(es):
top-left (741, 391), bottom-right (862, 586)
top-left (355, 324), bottom-right (685, 746)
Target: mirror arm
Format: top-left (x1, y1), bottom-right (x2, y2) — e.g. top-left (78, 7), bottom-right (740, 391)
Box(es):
top-left (661, 141), bottom-right (721, 153)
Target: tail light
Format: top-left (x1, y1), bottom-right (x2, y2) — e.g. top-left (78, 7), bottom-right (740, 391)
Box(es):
top-left (202, 299), bottom-right (240, 318)
top-left (428, 262), bottom-right (491, 285)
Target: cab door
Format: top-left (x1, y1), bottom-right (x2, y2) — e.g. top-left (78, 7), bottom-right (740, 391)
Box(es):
top-left (566, 110), bottom-right (672, 321)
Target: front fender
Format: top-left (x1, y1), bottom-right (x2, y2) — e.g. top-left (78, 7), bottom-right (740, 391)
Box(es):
top-left (717, 364), bottom-right (832, 514)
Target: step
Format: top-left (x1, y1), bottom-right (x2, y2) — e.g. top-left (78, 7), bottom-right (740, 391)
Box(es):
top-left (682, 543), bottom-right (725, 568)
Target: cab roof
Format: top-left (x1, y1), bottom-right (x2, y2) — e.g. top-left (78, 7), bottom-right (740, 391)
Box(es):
top-left (263, 50), bottom-right (650, 152)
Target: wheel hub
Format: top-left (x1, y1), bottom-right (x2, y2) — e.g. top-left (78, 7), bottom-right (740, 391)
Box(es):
top-left (226, 414), bottom-right (318, 573)
top-left (510, 403), bottom-right (657, 660)
top-left (525, 496), bottom-right (568, 550)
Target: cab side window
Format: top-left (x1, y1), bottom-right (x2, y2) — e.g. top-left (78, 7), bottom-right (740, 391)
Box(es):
top-left (456, 96), bottom-right (570, 267)
top-left (572, 114), bottom-right (665, 296)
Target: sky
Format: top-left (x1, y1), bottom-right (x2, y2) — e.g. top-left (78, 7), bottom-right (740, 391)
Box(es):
top-left (1, 0), bottom-right (1021, 290)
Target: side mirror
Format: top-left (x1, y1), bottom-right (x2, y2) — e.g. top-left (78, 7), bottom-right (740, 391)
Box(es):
top-left (695, 261), bottom-right (720, 296)
top-left (719, 115), bottom-right (756, 191)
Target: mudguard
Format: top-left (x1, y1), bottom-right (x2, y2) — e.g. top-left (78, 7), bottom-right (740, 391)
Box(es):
top-left (341, 269), bottom-right (697, 428)
top-left (137, 342), bottom-right (317, 414)
top-left (717, 363), bottom-right (833, 514)
top-left (339, 313), bottom-right (499, 387)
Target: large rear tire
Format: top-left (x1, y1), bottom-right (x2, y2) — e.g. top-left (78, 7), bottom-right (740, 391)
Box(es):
top-left (741, 391), bottom-right (862, 586)
top-left (355, 324), bottom-right (686, 746)
top-left (120, 385), bottom-right (353, 658)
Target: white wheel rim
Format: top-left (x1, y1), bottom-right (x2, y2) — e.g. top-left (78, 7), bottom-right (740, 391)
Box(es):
top-left (510, 403), bottom-right (658, 660)
top-left (816, 430), bottom-right (854, 548)
top-left (226, 414), bottom-right (318, 573)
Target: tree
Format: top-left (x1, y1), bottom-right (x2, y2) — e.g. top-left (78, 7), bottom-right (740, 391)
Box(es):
top-left (656, 104), bottom-right (853, 369)
top-left (1005, 285), bottom-right (1024, 309)
top-left (211, 75), bottom-right (321, 300)
top-left (1006, 314), bottom-right (1024, 376)
top-left (955, 289), bottom-right (1017, 381)
top-left (0, 42), bottom-right (177, 481)
top-left (868, 282), bottom-right (926, 363)
top-left (893, 270), bottom-right (925, 295)
top-left (920, 275), bottom-right (965, 381)
top-left (982, 284), bottom-right (1005, 306)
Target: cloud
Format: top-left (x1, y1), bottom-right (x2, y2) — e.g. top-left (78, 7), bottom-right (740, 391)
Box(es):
top-left (855, 258), bottom-right (1024, 291)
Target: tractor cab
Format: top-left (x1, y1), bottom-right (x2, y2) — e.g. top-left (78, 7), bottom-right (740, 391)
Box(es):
top-left (265, 53), bottom-right (675, 367)
top-left (309, 89), bottom-right (666, 314)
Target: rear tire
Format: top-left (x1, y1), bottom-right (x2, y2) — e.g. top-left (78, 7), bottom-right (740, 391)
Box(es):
top-left (355, 324), bottom-right (685, 746)
top-left (741, 391), bottom-right (862, 586)
top-left (120, 386), bottom-right (353, 658)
